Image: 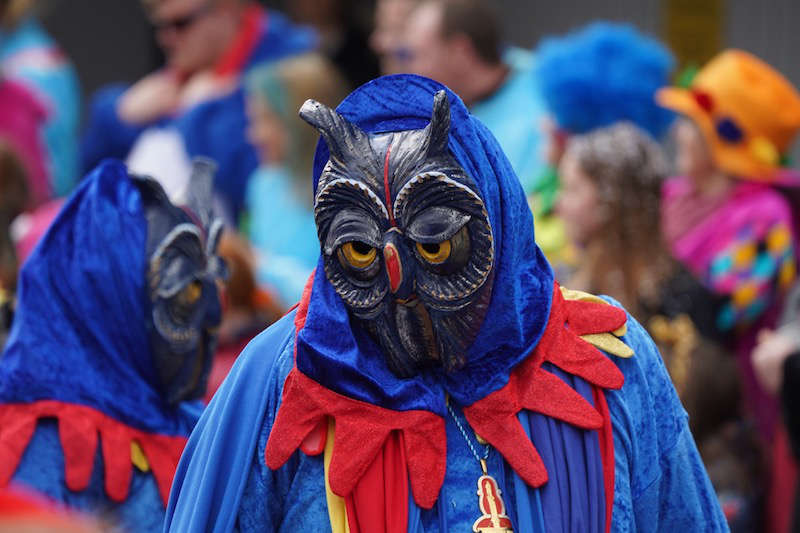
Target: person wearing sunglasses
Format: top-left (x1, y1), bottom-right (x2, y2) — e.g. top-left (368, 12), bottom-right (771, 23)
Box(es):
top-left (80, 0), bottom-right (317, 224)
top-left (401, 0), bottom-right (547, 194)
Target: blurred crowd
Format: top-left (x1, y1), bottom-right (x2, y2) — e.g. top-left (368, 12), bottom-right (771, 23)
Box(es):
top-left (1, 0), bottom-right (800, 531)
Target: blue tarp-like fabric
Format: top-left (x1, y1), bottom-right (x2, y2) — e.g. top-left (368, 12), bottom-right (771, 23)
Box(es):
top-left (0, 160), bottom-right (196, 436)
top-left (296, 74), bottom-right (555, 414)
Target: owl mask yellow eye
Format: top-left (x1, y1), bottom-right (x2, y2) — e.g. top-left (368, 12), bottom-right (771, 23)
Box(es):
top-left (416, 239), bottom-right (451, 264)
top-left (176, 280), bottom-right (203, 307)
top-left (340, 241), bottom-right (377, 268)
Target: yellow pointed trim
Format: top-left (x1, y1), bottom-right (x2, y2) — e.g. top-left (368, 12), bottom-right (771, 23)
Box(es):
top-left (131, 441), bottom-right (150, 472)
top-left (580, 333), bottom-right (634, 358)
top-left (560, 285), bottom-right (635, 359)
top-left (324, 419), bottom-right (351, 533)
top-left (559, 286), bottom-right (606, 305)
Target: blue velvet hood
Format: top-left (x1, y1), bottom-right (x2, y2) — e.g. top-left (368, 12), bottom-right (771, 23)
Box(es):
top-left (295, 75), bottom-right (554, 414)
top-left (0, 160), bottom-right (196, 437)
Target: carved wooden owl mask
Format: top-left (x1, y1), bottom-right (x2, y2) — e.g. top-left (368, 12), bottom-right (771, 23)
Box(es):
top-left (300, 90), bottom-right (495, 378)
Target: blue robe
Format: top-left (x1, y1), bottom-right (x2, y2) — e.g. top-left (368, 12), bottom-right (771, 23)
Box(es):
top-left (166, 308), bottom-right (726, 532)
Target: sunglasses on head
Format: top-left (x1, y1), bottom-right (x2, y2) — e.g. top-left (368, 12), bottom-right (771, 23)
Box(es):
top-left (153, 2), bottom-right (212, 33)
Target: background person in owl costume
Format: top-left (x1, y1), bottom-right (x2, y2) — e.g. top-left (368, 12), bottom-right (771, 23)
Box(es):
top-left (0, 160), bottom-right (226, 533)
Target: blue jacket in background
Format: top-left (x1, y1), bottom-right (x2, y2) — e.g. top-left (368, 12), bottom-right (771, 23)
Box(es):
top-left (80, 9), bottom-right (316, 221)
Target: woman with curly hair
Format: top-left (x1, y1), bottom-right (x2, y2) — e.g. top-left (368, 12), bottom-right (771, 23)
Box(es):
top-left (531, 22), bottom-right (675, 276)
top-left (557, 122), bottom-right (759, 529)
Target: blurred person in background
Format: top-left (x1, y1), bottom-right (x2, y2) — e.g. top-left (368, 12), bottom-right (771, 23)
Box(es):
top-left (1, 0), bottom-right (81, 198)
top-left (0, 74), bottom-right (48, 209)
top-left (204, 230), bottom-right (283, 403)
top-left (754, 282), bottom-right (800, 532)
top-left (557, 122), bottom-right (759, 529)
top-left (658, 49), bottom-right (800, 533)
top-left (285, 0), bottom-right (379, 88)
top-left (558, 123), bottom-right (706, 323)
top-left (81, 0), bottom-right (316, 223)
top-left (402, 0), bottom-right (547, 192)
top-left (0, 161), bottom-right (225, 533)
top-left (658, 50), bottom-right (800, 436)
top-left (0, 72), bottom-right (49, 349)
top-left (534, 22), bottom-right (675, 280)
top-left (243, 53), bottom-right (346, 306)
top-left (370, 0), bottom-right (418, 75)
top-left (0, 140), bottom-right (29, 350)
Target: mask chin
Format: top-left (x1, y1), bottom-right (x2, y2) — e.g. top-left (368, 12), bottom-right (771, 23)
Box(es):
top-left (148, 291), bottom-right (218, 405)
top-left (394, 299), bottom-right (440, 367)
top-left (376, 267), bottom-right (495, 379)
top-left (151, 330), bottom-right (215, 406)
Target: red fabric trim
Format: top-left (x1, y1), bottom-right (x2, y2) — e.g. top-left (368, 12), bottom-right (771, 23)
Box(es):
top-left (0, 400), bottom-right (187, 505)
top-left (213, 4), bottom-right (265, 78)
top-left (294, 270), bottom-right (328, 458)
top-left (299, 418), bottom-right (327, 456)
top-left (345, 491), bottom-right (361, 533)
top-left (265, 368), bottom-right (445, 509)
top-left (344, 430), bottom-right (409, 533)
top-left (464, 283), bottom-right (625, 489)
top-left (592, 387), bottom-right (615, 533)
top-left (267, 281), bottom-right (627, 522)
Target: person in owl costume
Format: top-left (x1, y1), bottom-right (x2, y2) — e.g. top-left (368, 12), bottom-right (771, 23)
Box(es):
top-left (0, 160), bottom-right (225, 533)
top-left (166, 75), bottom-right (727, 532)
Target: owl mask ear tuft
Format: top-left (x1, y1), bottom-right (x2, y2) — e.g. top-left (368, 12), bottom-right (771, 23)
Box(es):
top-left (423, 90), bottom-right (451, 157)
top-left (299, 99), bottom-right (370, 164)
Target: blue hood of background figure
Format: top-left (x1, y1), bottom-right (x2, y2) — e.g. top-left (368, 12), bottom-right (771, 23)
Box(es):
top-left (0, 160), bottom-right (196, 437)
top-left (295, 75), bottom-right (554, 414)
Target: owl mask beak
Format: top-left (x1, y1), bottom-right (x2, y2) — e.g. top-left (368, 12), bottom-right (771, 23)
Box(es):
top-left (383, 242), bottom-right (403, 294)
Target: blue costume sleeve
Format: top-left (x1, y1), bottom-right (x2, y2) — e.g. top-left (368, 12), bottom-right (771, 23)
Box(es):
top-left (235, 351), bottom-right (330, 532)
top-left (164, 313), bottom-right (297, 533)
top-left (607, 309), bottom-right (728, 532)
top-left (80, 84), bottom-right (147, 175)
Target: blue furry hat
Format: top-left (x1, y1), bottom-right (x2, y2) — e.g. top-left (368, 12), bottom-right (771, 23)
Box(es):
top-left (536, 22), bottom-right (675, 138)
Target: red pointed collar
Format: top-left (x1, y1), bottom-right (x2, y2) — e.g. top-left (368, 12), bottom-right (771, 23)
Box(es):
top-left (266, 281), bottom-right (627, 508)
top-left (0, 400), bottom-right (187, 505)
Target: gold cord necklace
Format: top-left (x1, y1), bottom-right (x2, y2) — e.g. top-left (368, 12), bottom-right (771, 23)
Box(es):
top-left (447, 400), bottom-right (514, 533)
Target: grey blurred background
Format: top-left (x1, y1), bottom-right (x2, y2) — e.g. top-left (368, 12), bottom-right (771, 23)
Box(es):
top-left (35, 0), bottom-right (800, 117)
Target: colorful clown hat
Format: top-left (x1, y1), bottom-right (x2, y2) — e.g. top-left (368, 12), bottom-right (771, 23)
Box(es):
top-left (657, 49), bottom-right (800, 180)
